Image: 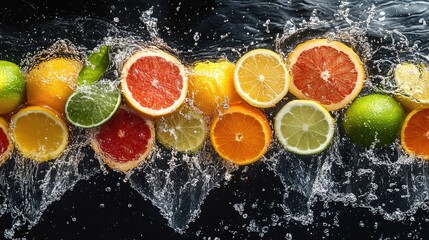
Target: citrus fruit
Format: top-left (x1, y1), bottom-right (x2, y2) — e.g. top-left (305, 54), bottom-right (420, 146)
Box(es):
top-left (234, 49), bottom-right (290, 108)
top-left (401, 108), bottom-right (429, 159)
top-left (274, 100), bottom-right (335, 155)
top-left (120, 48), bottom-right (188, 117)
top-left (78, 45), bottom-right (110, 86)
top-left (90, 106), bottom-right (155, 172)
top-left (26, 57), bottom-right (83, 115)
top-left (156, 104), bottom-right (207, 153)
top-left (0, 117), bottom-right (13, 164)
top-left (10, 106), bottom-right (69, 162)
top-left (65, 81), bottom-right (121, 128)
top-left (287, 38), bottom-right (365, 111)
top-left (0, 60), bottom-right (25, 115)
top-left (394, 62), bottom-right (429, 110)
top-left (342, 94), bottom-right (405, 148)
top-left (210, 103), bottom-right (272, 165)
top-left (188, 59), bottom-right (242, 115)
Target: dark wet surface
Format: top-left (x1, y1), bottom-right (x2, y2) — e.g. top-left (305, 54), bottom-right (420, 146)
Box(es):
top-left (2, 0), bottom-right (429, 239)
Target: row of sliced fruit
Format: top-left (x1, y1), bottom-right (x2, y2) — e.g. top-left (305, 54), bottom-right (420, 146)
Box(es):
top-left (0, 38), bottom-right (427, 172)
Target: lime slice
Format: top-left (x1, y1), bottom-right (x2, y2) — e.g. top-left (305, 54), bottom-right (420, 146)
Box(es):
top-left (274, 100), bottom-right (335, 155)
top-left (155, 105), bottom-right (207, 152)
top-left (65, 81), bottom-right (121, 128)
top-left (78, 45), bottom-right (110, 86)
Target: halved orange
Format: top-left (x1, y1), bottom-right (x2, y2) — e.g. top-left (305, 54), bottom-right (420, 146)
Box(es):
top-left (120, 48), bottom-right (188, 117)
top-left (400, 108), bottom-right (429, 160)
top-left (287, 38), bottom-right (365, 111)
top-left (90, 106), bottom-right (155, 172)
top-left (210, 103), bottom-right (272, 165)
top-left (0, 117), bottom-right (13, 164)
top-left (10, 106), bottom-right (69, 162)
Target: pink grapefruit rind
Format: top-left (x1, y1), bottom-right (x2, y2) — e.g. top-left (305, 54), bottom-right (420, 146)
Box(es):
top-left (287, 38), bottom-right (365, 111)
top-left (120, 48), bottom-right (188, 117)
top-left (90, 106), bottom-right (156, 173)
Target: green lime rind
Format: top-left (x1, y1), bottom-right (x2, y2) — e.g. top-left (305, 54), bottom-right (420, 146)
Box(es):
top-left (65, 81), bottom-right (121, 128)
top-left (342, 94), bottom-right (405, 148)
top-left (155, 105), bottom-right (207, 153)
top-left (0, 60), bottom-right (25, 115)
top-left (78, 45), bottom-right (110, 86)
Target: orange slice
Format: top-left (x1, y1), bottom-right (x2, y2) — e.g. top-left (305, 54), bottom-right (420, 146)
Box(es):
top-left (234, 49), bottom-right (290, 108)
top-left (120, 48), bottom-right (188, 117)
top-left (90, 106), bottom-right (155, 172)
top-left (210, 103), bottom-right (272, 165)
top-left (0, 117), bottom-right (13, 164)
top-left (287, 38), bottom-right (365, 111)
top-left (400, 108), bottom-right (429, 159)
top-left (10, 106), bottom-right (69, 162)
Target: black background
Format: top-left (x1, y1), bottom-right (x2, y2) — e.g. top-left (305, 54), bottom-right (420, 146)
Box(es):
top-left (1, 1), bottom-right (429, 239)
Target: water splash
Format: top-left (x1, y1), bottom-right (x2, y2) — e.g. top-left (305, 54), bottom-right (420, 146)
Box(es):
top-left (127, 144), bottom-right (232, 231)
top-left (0, 129), bottom-right (98, 239)
top-left (268, 0), bottom-right (429, 232)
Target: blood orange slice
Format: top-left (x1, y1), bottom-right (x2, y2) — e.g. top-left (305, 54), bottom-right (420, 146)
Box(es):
top-left (287, 38), bottom-right (365, 111)
top-left (0, 117), bottom-right (13, 164)
top-left (120, 48), bottom-right (188, 117)
top-left (90, 106), bottom-right (155, 172)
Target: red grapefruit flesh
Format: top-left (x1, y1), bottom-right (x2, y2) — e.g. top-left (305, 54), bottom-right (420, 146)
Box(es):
top-left (121, 48), bottom-right (188, 117)
top-left (287, 39), bottom-right (365, 111)
top-left (0, 117), bottom-right (13, 164)
top-left (91, 106), bottom-right (155, 172)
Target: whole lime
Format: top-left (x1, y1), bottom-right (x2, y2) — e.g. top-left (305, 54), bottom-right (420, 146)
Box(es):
top-left (0, 60), bottom-right (25, 115)
top-left (342, 94), bottom-right (405, 148)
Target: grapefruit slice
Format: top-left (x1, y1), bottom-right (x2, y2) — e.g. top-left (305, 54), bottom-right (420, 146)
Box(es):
top-left (0, 117), bottom-right (13, 164)
top-left (287, 38), bottom-right (365, 111)
top-left (90, 106), bottom-right (155, 172)
top-left (120, 48), bottom-right (188, 117)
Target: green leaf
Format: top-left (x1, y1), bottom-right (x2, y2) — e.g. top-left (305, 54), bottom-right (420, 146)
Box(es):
top-left (78, 45), bottom-right (110, 86)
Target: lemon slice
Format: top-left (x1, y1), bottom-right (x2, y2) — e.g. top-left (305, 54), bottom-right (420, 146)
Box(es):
top-left (274, 100), bottom-right (335, 155)
top-left (394, 62), bottom-right (429, 110)
top-left (234, 49), bottom-right (290, 108)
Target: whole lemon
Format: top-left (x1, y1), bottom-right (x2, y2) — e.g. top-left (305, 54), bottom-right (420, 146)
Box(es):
top-left (188, 60), bottom-right (242, 116)
top-left (342, 94), bottom-right (405, 148)
top-left (26, 58), bottom-right (82, 115)
top-left (0, 60), bottom-right (25, 115)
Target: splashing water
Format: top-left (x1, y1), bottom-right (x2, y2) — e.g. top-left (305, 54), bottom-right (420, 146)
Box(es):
top-left (1, 0), bottom-right (429, 239)
top-left (0, 129), bottom-right (98, 239)
top-left (127, 145), bottom-right (233, 232)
